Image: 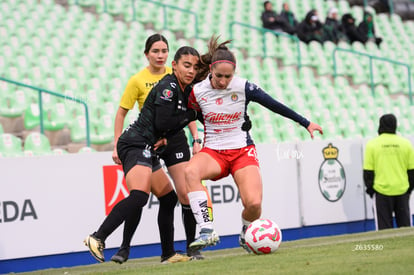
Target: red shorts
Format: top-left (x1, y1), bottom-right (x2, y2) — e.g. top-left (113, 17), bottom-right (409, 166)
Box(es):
top-left (201, 144), bottom-right (260, 181)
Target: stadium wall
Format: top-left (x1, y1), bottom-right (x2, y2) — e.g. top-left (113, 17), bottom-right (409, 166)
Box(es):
top-left (1, 139), bottom-right (413, 273)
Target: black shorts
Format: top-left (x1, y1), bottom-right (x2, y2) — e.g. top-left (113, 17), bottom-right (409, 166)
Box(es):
top-left (117, 131), bottom-right (162, 176)
top-left (157, 130), bottom-right (190, 167)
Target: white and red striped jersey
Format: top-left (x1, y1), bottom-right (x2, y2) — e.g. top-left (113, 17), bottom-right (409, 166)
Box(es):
top-left (189, 75), bottom-right (310, 150)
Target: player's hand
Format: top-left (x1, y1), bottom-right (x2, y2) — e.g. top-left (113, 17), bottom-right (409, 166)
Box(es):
top-left (192, 141), bottom-right (202, 154)
top-left (154, 138), bottom-right (167, 151)
top-left (112, 146), bottom-right (122, 165)
top-left (307, 122), bottom-right (323, 139)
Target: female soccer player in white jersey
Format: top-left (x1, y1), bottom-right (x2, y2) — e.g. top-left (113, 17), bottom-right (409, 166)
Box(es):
top-left (185, 36), bottom-right (323, 252)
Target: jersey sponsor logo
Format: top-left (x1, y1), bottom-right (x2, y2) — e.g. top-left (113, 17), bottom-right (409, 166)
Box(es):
top-left (231, 93), bottom-right (238, 101)
top-left (145, 81), bottom-right (159, 88)
top-left (215, 98), bottom-right (223, 105)
top-left (170, 82), bottom-right (176, 88)
top-left (160, 89), bottom-right (173, 101)
top-left (201, 97), bottom-right (208, 103)
top-left (204, 112), bottom-right (242, 125)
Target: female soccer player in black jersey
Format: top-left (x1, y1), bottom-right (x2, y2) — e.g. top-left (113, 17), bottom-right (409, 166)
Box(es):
top-left (84, 46), bottom-right (199, 264)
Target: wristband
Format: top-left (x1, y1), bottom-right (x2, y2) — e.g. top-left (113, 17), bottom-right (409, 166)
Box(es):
top-left (192, 138), bottom-right (202, 145)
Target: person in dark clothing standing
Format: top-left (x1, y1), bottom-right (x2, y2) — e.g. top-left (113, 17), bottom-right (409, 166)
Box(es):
top-left (363, 114), bottom-right (414, 230)
top-left (84, 46), bottom-right (200, 263)
top-left (358, 11), bottom-right (382, 47)
top-left (341, 13), bottom-right (366, 44)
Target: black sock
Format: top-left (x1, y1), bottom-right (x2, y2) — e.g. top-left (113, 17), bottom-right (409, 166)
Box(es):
top-left (120, 203), bottom-right (143, 248)
top-left (157, 190), bottom-right (177, 258)
top-left (95, 190), bottom-right (149, 242)
top-left (182, 204), bottom-right (197, 249)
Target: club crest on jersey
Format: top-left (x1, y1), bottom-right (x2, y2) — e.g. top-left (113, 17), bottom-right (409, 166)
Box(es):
top-left (231, 93), bottom-right (238, 101)
top-left (161, 89), bottom-right (173, 101)
top-left (215, 98), bottom-right (223, 105)
top-left (142, 148), bottom-right (151, 158)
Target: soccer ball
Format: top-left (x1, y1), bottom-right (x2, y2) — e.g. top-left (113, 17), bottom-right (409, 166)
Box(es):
top-left (244, 218), bottom-right (282, 254)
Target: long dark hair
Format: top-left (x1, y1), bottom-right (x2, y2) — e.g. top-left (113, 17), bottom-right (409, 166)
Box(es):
top-left (195, 35), bottom-right (236, 83)
top-left (144, 34), bottom-right (169, 54)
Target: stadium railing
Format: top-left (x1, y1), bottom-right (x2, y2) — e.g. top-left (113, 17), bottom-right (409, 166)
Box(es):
top-left (73, 0), bottom-right (200, 38)
top-left (0, 76), bottom-right (91, 146)
top-left (228, 21), bottom-right (302, 70)
top-left (332, 48), bottom-right (412, 105)
top-left (136, 0), bottom-right (199, 38)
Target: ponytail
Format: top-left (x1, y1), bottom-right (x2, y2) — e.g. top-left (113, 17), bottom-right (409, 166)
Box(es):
top-left (195, 35), bottom-right (236, 83)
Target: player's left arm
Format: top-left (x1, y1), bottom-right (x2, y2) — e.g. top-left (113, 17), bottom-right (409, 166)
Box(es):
top-left (245, 81), bottom-right (323, 138)
top-left (154, 87), bottom-right (197, 138)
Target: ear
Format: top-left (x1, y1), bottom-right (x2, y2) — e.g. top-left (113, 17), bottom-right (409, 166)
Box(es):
top-left (172, 60), bottom-right (177, 71)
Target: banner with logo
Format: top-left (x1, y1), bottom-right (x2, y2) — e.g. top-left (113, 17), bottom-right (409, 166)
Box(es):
top-left (297, 139), bottom-right (366, 226)
top-left (1, 139), bottom-right (413, 261)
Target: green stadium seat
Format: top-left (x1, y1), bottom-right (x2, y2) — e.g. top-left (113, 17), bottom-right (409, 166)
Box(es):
top-left (43, 103), bottom-right (69, 132)
top-left (90, 114), bottom-right (114, 145)
top-left (69, 115), bottom-right (87, 143)
top-left (23, 132), bottom-right (52, 156)
top-left (0, 133), bottom-right (23, 157)
top-left (0, 89), bottom-right (26, 118)
top-left (24, 103), bottom-right (40, 130)
top-left (78, 146), bottom-right (97, 153)
top-left (52, 148), bottom-right (69, 155)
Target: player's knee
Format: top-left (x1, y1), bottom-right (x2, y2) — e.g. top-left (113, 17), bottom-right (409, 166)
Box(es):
top-left (129, 190), bottom-right (150, 208)
top-left (159, 190), bottom-right (178, 209)
top-left (184, 164), bottom-right (200, 183)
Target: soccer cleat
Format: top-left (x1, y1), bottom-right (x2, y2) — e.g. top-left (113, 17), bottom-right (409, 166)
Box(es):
top-left (84, 234), bottom-right (105, 262)
top-left (110, 246), bottom-right (130, 264)
top-left (239, 225), bottom-right (253, 254)
top-left (189, 228), bottom-right (220, 251)
top-left (161, 252), bottom-right (191, 264)
top-left (187, 247), bottom-right (205, 260)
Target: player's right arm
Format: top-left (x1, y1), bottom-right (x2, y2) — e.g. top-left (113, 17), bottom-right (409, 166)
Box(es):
top-left (112, 76), bottom-right (138, 164)
top-left (112, 106), bottom-right (129, 164)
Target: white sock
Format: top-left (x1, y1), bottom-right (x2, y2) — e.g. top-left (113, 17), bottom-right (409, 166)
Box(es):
top-left (188, 191), bottom-right (213, 230)
top-left (242, 217), bottom-right (251, 228)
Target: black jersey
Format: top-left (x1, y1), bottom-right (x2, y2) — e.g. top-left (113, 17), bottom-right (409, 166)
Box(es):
top-left (121, 73), bottom-right (196, 146)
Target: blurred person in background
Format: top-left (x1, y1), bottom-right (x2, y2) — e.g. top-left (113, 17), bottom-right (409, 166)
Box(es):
top-left (323, 7), bottom-right (346, 44)
top-left (297, 9), bottom-right (325, 44)
top-left (358, 11), bottom-right (382, 47)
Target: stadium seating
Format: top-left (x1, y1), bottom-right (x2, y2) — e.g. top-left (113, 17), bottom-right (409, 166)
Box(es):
top-left (0, 133), bottom-right (23, 157)
top-left (23, 132), bottom-right (52, 156)
top-left (0, 0), bottom-right (413, 151)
